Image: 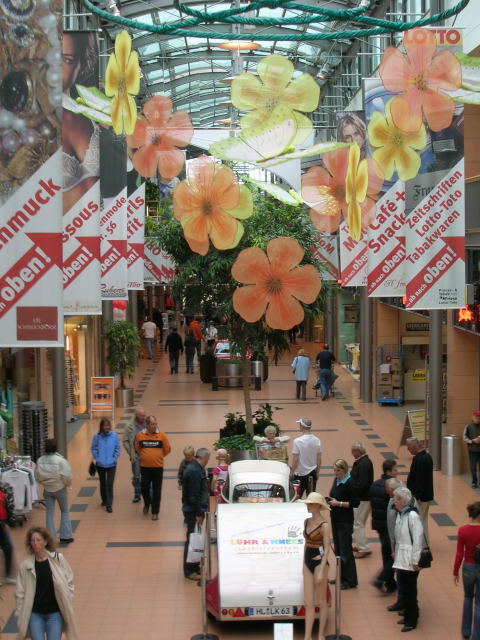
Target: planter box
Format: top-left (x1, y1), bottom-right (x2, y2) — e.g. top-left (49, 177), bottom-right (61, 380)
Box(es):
top-left (216, 362), bottom-right (242, 387)
top-left (228, 449), bottom-right (256, 462)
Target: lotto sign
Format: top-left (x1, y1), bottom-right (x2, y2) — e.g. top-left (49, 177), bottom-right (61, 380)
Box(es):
top-left (367, 181), bottom-right (406, 297)
top-left (127, 175), bottom-right (145, 291)
top-left (63, 31), bottom-right (101, 315)
top-left (312, 235), bottom-right (339, 281)
top-left (144, 239), bottom-right (175, 283)
top-left (339, 222), bottom-right (367, 287)
top-left (0, 152), bottom-right (63, 346)
top-left (405, 161), bottom-right (465, 309)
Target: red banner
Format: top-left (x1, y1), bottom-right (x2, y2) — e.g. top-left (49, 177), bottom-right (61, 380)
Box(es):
top-left (144, 239), bottom-right (176, 283)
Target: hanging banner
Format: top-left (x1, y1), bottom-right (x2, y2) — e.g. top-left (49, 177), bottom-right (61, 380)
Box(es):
top-left (63, 31), bottom-right (102, 315)
top-left (144, 239), bottom-right (176, 283)
top-left (127, 167), bottom-right (145, 290)
top-left (100, 133), bottom-right (128, 299)
top-left (312, 235), bottom-right (339, 281)
top-left (401, 28), bottom-right (465, 309)
top-left (0, 0), bottom-right (63, 347)
top-left (339, 222), bottom-right (367, 287)
top-left (364, 78), bottom-right (406, 297)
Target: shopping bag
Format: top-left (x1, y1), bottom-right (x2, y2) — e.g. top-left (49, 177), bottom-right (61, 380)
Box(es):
top-left (186, 523), bottom-right (204, 563)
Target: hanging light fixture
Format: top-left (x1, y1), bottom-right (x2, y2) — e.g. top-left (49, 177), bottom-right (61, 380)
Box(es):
top-left (216, 41), bottom-right (260, 51)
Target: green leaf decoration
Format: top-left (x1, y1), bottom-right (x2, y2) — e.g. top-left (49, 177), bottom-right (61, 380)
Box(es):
top-left (449, 89), bottom-right (480, 105)
top-left (76, 85), bottom-right (112, 114)
top-left (248, 179), bottom-right (301, 205)
top-left (258, 141), bottom-right (350, 168)
top-left (455, 52), bottom-right (480, 92)
top-left (63, 92), bottom-right (112, 126)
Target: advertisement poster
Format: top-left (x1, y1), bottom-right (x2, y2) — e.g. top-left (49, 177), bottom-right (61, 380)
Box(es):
top-left (0, 0), bottom-right (63, 347)
top-left (312, 235), bottom-right (339, 281)
top-left (339, 222), bottom-right (367, 287)
top-left (364, 79), bottom-right (407, 297)
top-left (62, 31), bottom-right (102, 315)
top-left (126, 167), bottom-right (145, 290)
top-left (100, 133), bottom-right (128, 299)
top-left (144, 239), bottom-right (175, 284)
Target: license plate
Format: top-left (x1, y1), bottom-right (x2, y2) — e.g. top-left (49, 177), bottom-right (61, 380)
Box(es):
top-left (248, 606), bottom-right (293, 617)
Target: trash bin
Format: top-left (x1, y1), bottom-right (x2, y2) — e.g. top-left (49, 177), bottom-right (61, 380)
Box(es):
top-left (441, 434), bottom-right (461, 475)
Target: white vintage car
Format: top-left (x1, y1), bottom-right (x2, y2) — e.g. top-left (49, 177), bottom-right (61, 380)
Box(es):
top-left (206, 460), bottom-right (309, 622)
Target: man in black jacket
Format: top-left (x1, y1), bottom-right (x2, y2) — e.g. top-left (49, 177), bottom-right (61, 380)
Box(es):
top-left (370, 459), bottom-right (398, 592)
top-left (182, 448), bottom-right (210, 580)
top-left (406, 437), bottom-right (434, 544)
top-left (350, 442), bottom-right (374, 558)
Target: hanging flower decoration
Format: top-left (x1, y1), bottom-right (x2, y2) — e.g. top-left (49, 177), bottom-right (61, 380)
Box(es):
top-left (345, 143), bottom-right (369, 241)
top-left (172, 156), bottom-right (253, 256)
top-left (379, 27), bottom-right (461, 133)
top-left (231, 236), bottom-right (321, 330)
top-left (368, 99), bottom-right (427, 182)
top-left (301, 147), bottom-right (383, 235)
top-left (231, 53), bottom-right (320, 144)
top-left (127, 96), bottom-right (193, 181)
top-left (105, 30), bottom-right (141, 135)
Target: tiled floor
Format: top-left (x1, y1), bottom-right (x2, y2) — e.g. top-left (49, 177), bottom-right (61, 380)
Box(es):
top-left (0, 340), bottom-right (473, 639)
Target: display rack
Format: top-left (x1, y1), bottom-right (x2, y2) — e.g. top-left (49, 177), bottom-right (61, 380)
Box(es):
top-left (20, 401), bottom-right (48, 462)
top-left (376, 344), bottom-right (404, 405)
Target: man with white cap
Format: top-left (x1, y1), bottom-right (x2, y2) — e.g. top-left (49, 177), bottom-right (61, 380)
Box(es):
top-left (290, 418), bottom-right (322, 498)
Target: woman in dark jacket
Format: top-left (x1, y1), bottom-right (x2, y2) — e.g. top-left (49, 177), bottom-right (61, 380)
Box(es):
top-left (328, 458), bottom-right (360, 590)
top-left (184, 329), bottom-right (196, 374)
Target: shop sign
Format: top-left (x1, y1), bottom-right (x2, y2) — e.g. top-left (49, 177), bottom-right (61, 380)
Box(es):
top-left (401, 409), bottom-right (428, 446)
top-left (90, 376), bottom-right (114, 415)
top-left (339, 222), bottom-right (367, 287)
top-left (405, 323), bottom-right (430, 331)
top-left (63, 32), bottom-right (102, 315)
top-left (144, 239), bottom-right (176, 283)
top-left (411, 369), bottom-right (426, 381)
top-left (127, 171), bottom-right (145, 290)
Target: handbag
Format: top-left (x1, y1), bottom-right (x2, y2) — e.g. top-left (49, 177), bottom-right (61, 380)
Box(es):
top-left (186, 523), bottom-right (204, 564)
top-left (418, 547), bottom-right (433, 568)
top-left (88, 461), bottom-right (96, 477)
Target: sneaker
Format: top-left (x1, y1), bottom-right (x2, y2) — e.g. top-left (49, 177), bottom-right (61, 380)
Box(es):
top-left (59, 538), bottom-right (74, 544)
top-left (185, 572), bottom-right (201, 581)
top-left (354, 550), bottom-right (372, 559)
top-left (106, 506), bottom-right (112, 513)
top-left (371, 579), bottom-right (384, 592)
top-left (472, 483), bottom-right (478, 489)
top-left (387, 603), bottom-right (403, 612)
top-left (132, 496), bottom-right (141, 503)
top-left (151, 514), bottom-right (159, 521)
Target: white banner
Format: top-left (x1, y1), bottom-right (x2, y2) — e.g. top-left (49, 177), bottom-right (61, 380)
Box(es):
top-left (367, 180), bottom-right (406, 297)
top-left (0, 151), bottom-right (63, 346)
top-left (144, 239), bottom-right (175, 283)
top-left (312, 235), bottom-right (339, 281)
top-left (127, 182), bottom-right (145, 290)
top-left (100, 190), bottom-right (128, 299)
top-left (339, 222), bottom-right (367, 287)
top-left (405, 160), bottom-right (465, 309)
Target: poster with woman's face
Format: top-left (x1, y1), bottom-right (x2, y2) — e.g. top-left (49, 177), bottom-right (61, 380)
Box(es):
top-left (62, 31), bottom-right (102, 316)
top-left (0, 0), bottom-right (62, 205)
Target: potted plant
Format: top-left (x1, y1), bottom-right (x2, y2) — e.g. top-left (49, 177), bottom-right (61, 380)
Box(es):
top-left (213, 432), bottom-right (255, 462)
top-left (216, 357), bottom-right (243, 388)
top-left (104, 320), bottom-right (140, 407)
top-left (219, 411), bottom-right (246, 438)
top-left (252, 403), bottom-right (282, 436)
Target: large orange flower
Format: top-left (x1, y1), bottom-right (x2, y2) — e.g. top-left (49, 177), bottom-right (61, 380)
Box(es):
top-left (301, 147), bottom-right (382, 235)
top-left (173, 156), bottom-right (253, 256)
top-left (231, 236), bottom-right (321, 330)
top-left (127, 96), bottom-right (193, 181)
top-left (379, 27), bottom-right (461, 132)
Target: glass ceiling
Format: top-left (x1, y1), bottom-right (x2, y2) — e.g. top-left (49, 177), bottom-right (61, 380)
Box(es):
top-left (100, 0), bottom-right (359, 129)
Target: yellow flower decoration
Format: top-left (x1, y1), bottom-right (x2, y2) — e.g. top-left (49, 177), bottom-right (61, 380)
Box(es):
top-left (345, 143), bottom-right (368, 241)
top-left (105, 30), bottom-right (141, 135)
top-left (231, 53), bottom-right (320, 145)
top-left (368, 99), bottom-right (427, 182)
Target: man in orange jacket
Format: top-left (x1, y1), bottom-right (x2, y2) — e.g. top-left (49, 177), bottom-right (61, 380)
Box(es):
top-left (135, 415), bottom-right (171, 521)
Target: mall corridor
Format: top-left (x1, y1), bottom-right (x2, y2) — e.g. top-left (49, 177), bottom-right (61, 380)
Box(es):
top-left (0, 341), bottom-right (474, 640)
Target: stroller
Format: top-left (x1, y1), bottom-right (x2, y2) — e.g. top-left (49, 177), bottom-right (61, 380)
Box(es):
top-left (313, 365), bottom-right (337, 398)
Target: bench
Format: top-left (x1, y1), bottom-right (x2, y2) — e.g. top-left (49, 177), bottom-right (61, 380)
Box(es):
top-left (211, 375), bottom-right (261, 391)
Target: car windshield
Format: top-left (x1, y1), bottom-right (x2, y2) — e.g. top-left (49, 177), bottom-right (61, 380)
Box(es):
top-left (232, 483), bottom-right (286, 503)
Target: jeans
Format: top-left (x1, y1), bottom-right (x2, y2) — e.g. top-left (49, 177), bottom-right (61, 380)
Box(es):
top-left (462, 563), bottom-right (480, 639)
top-left (145, 337), bottom-right (154, 359)
top-left (29, 611), bottom-right (63, 640)
top-left (332, 520), bottom-right (358, 588)
top-left (140, 467), bottom-right (164, 515)
top-left (396, 569), bottom-right (419, 627)
top-left (293, 470), bottom-right (317, 498)
top-left (0, 524), bottom-right (13, 577)
top-left (186, 353), bottom-right (194, 373)
top-left (319, 369), bottom-right (332, 397)
top-left (469, 451), bottom-right (480, 485)
top-left (168, 351), bottom-right (180, 373)
top-left (184, 511), bottom-right (200, 576)
top-left (96, 465), bottom-right (116, 508)
top-left (296, 380), bottom-right (306, 400)
top-left (44, 488), bottom-right (73, 540)
top-left (131, 458), bottom-right (141, 499)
